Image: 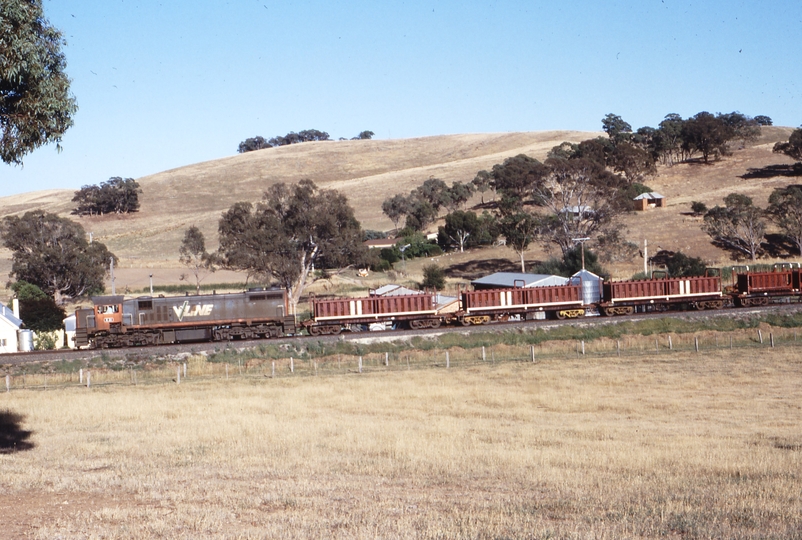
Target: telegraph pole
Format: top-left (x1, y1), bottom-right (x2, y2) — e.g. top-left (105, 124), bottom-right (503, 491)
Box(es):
top-left (110, 257), bottom-right (116, 295)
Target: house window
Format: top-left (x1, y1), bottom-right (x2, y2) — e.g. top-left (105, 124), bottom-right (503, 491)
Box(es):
top-left (0, 339), bottom-right (7, 347)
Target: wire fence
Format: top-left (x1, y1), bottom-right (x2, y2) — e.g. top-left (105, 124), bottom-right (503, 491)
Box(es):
top-left (2, 325), bottom-right (801, 393)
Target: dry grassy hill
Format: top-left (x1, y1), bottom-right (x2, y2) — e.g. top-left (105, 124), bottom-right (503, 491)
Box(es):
top-left (0, 127), bottom-right (797, 295)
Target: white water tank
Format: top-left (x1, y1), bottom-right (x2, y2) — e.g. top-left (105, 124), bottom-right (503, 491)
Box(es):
top-left (17, 329), bottom-right (34, 352)
top-left (571, 269), bottom-right (602, 306)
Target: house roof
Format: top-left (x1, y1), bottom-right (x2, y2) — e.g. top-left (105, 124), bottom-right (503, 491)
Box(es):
top-left (373, 284), bottom-right (420, 296)
top-left (471, 272), bottom-right (569, 288)
top-left (633, 192), bottom-right (665, 200)
top-left (0, 302), bottom-right (22, 327)
top-left (372, 284), bottom-right (457, 306)
top-left (363, 238), bottom-right (397, 248)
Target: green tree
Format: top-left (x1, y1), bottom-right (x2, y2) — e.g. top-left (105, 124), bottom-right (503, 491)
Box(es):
top-left (438, 210), bottom-right (477, 253)
top-left (609, 142), bottom-right (656, 182)
top-left (353, 130), bottom-right (374, 140)
top-left (421, 264), bottom-right (446, 290)
top-left (72, 177), bottom-right (142, 215)
top-left (768, 185), bottom-right (802, 255)
top-left (534, 246), bottom-right (606, 277)
top-left (490, 154), bottom-right (547, 199)
top-left (10, 280), bottom-right (65, 332)
top-left (237, 136), bottom-right (270, 153)
top-left (404, 197), bottom-right (438, 231)
top-left (773, 128), bottom-right (802, 161)
top-left (691, 201), bottom-right (708, 216)
top-left (655, 113), bottom-right (687, 166)
top-left (179, 226), bottom-right (217, 295)
top-left (381, 194), bottom-right (410, 233)
top-left (601, 113), bottom-right (632, 143)
top-left (218, 180), bottom-right (367, 314)
top-left (1, 211), bottom-right (114, 304)
top-left (681, 112), bottom-right (734, 163)
top-left (533, 158), bottom-right (629, 255)
top-left (702, 193), bottom-right (766, 261)
top-left (414, 178), bottom-right (449, 212)
top-left (442, 181), bottom-right (475, 212)
top-left (0, 0), bottom-right (77, 165)
top-left (500, 212), bottom-right (540, 272)
top-left (472, 170), bottom-right (492, 203)
top-left (663, 252), bottom-right (707, 277)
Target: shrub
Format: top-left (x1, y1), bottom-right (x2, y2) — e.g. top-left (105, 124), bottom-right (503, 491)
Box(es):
top-left (691, 201), bottom-right (708, 215)
top-left (421, 264), bottom-right (446, 290)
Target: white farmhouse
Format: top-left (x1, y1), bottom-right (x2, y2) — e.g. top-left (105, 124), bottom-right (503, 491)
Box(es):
top-left (0, 300), bottom-right (22, 353)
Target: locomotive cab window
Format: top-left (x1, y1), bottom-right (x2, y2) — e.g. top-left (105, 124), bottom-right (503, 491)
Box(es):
top-left (97, 305), bottom-right (119, 314)
top-left (249, 294), bottom-right (266, 301)
top-left (138, 300), bottom-right (153, 310)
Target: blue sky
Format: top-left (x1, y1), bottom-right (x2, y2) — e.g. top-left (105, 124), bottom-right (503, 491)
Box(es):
top-left (3, 0), bottom-right (801, 195)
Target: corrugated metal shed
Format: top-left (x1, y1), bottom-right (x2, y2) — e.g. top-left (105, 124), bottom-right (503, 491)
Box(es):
top-left (471, 272), bottom-right (569, 290)
top-left (372, 284), bottom-right (457, 309)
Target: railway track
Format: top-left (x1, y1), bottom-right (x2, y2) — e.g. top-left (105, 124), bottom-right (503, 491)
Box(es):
top-left (2, 302), bottom-right (801, 367)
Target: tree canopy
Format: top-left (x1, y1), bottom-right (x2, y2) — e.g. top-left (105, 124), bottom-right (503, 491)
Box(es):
top-left (773, 128), bottom-right (802, 162)
top-left (72, 177), bottom-right (142, 215)
top-left (702, 193), bottom-right (766, 261)
top-left (10, 280), bottom-right (64, 332)
top-left (179, 226), bottom-right (216, 294)
top-left (1, 0), bottom-right (77, 165)
top-left (238, 130), bottom-right (331, 152)
top-left (768, 185), bottom-right (802, 256)
top-left (1, 211), bottom-right (114, 304)
top-left (217, 180), bottom-right (367, 313)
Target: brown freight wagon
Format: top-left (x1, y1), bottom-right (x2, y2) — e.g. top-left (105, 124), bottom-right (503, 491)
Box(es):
top-left (600, 276), bottom-right (723, 315)
top-left (459, 284), bottom-right (584, 324)
top-left (733, 268), bottom-right (802, 306)
top-left (307, 293), bottom-right (443, 334)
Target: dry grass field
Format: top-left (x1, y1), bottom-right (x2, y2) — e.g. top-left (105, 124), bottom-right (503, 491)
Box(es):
top-left (1, 347), bottom-right (800, 539)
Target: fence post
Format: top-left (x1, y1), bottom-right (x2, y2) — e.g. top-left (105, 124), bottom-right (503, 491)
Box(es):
top-left (531, 345), bottom-right (535, 363)
top-left (655, 337), bottom-right (659, 352)
top-left (758, 329), bottom-right (763, 344)
top-left (581, 341), bottom-right (585, 355)
top-left (482, 346), bottom-right (486, 362)
top-left (272, 361), bottom-right (275, 378)
top-left (385, 352), bottom-right (389, 367)
top-left (176, 366), bottom-right (180, 384)
top-left (446, 351), bottom-right (450, 368)
top-left (290, 357), bottom-right (294, 373)
top-left (5, 374), bottom-right (9, 392)
top-left (730, 336), bottom-right (733, 349)
top-left (183, 363), bottom-right (187, 379)
top-left (225, 364), bottom-right (229, 379)
top-left (359, 356), bottom-right (363, 374)
top-left (617, 340), bottom-right (620, 357)
top-left (668, 335), bottom-right (673, 350)
top-left (79, 368), bottom-right (83, 384)
top-left (86, 371), bottom-right (91, 388)
top-left (695, 337), bottom-right (699, 352)
top-left (770, 333), bottom-right (775, 348)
